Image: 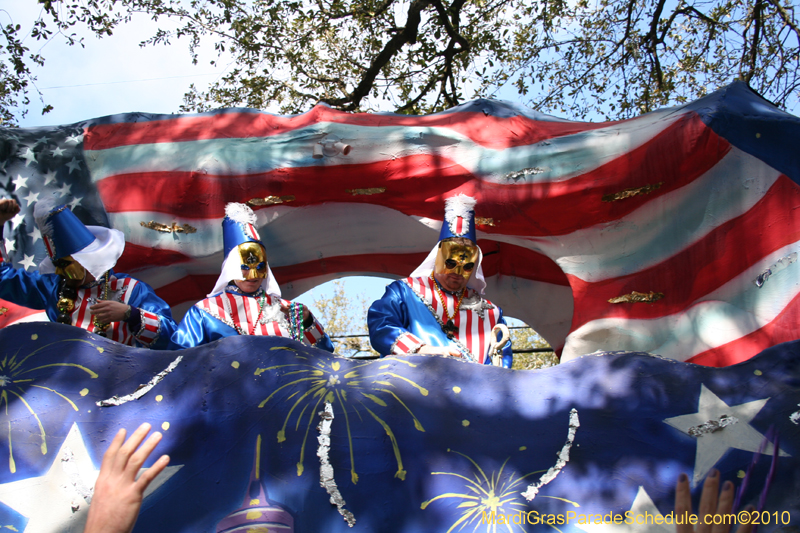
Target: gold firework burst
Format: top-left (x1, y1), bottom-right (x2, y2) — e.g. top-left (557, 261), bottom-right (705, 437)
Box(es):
top-left (0, 337), bottom-right (99, 473)
top-left (421, 450), bottom-right (576, 533)
top-left (256, 350), bottom-right (427, 483)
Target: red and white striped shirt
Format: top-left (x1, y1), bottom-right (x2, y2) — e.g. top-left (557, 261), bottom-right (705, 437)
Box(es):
top-left (196, 292), bottom-right (326, 345)
top-left (65, 275), bottom-right (161, 347)
top-left (402, 276), bottom-right (501, 363)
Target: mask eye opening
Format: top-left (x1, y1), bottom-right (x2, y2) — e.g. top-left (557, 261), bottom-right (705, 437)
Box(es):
top-left (445, 259), bottom-right (458, 269)
top-left (463, 263), bottom-right (475, 271)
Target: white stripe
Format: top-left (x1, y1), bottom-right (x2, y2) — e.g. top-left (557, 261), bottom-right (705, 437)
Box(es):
top-left (549, 148), bottom-right (781, 282)
top-left (562, 239), bottom-right (800, 361)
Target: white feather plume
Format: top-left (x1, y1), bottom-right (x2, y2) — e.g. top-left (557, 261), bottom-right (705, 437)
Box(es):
top-left (225, 202), bottom-right (257, 225)
top-left (33, 195), bottom-right (61, 237)
top-left (444, 193), bottom-right (476, 236)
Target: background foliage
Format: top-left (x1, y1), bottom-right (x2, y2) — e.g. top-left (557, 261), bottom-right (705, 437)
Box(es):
top-left (2, 0), bottom-right (798, 125)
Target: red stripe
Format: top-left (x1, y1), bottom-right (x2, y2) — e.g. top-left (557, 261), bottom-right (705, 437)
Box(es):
top-left (84, 107), bottom-right (612, 151)
top-left (94, 115), bottom-right (726, 239)
top-left (687, 291), bottom-right (800, 366)
top-left (116, 243), bottom-right (193, 273)
top-left (395, 338), bottom-right (409, 353)
top-left (455, 217), bottom-right (463, 235)
top-left (75, 287), bottom-right (94, 330)
top-left (568, 174), bottom-right (800, 331)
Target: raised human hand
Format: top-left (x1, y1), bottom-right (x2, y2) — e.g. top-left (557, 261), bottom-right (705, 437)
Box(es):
top-left (84, 423), bottom-right (170, 533)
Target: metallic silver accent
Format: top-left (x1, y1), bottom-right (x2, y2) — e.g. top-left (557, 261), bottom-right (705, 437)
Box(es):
top-left (460, 294), bottom-right (493, 320)
top-left (522, 408), bottom-right (580, 501)
top-left (317, 402), bottom-right (356, 527)
top-left (687, 414), bottom-right (738, 437)
top-left (754, 252), bottom-right (797, 288)
top-left (504, 167), bottom-right (548, 182)
top-left (97, 355), bottom-right (183, 407)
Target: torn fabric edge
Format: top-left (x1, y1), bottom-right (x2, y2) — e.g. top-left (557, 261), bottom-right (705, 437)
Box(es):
top-left (317, 402), bottom-right (356, 527)
top-left (522, 408), bottom-right (580, 501)
top-left (97, 355), bottom-right (183, 407)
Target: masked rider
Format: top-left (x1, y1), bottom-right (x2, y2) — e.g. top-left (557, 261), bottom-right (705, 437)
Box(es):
top-left (170, 203), bottom-right (333, 351)
top-left (0, 198), bottom-right (176, 348)
top-left (367, 194), bottom-right (513, 367)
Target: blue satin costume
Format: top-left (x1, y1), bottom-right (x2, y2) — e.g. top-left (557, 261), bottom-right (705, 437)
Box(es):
top-left (169, 289), bottom-right (335, 352)
top-left (368, 280), bottom-right (513, 368)
top-left (0, 263), bottom-right (176, 349)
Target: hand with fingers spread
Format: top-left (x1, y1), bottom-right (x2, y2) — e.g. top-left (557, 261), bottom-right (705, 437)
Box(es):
top-left (84, 423), bottom-right (170, 533)
top-left (675, 470), bottom-right (754, 533)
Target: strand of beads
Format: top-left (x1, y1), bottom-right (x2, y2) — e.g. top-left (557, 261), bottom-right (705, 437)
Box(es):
top-left (288, 302), bottom-right (304, 341)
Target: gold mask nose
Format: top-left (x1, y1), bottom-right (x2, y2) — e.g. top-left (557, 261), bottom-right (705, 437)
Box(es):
top-left (237, 242), bottom-right (268, 280)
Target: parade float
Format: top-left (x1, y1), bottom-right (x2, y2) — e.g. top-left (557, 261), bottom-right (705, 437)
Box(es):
top-left (0, 82), bottom-right (798, 531)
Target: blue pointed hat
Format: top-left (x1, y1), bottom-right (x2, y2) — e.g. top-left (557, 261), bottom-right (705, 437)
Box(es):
top-left (438, 194), bottom-right (477, 243)
top-left (34, 201), bottom-right (96, 260)
top-left (222, 203), bottom-right (264, 257)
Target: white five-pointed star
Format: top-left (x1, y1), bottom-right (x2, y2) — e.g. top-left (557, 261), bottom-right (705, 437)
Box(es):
top-left (68, 196), bottom-right (83, 209)
top-left (35, 135), bottom-right (50, 145)
top-left (4, 238), bottom-right (15, 254)
top-left (20, 147), bottom-right (37, 166)
top-left (65, 133), bottom-right (84, 144)
top-left (27, 226), bottom-right (41, 244)
top-left (23, 190), bottom-right (39, 207)
top-left (51, 146), bottom-right (65, 157)
top-left (66, 157), bottom-right (81, 174)
top-left (574, 486), bottom-right (672, 533)
top-left (663, 384), bottom-right (789, 486)
top-left (0, 423), bottom-right (181, 533)
top-left (12, 174), bottom-right (28, 191)
top-left (19, 254), bottom-right (36, 271)
top-left (43, 170), bottom-right (57, 185)
top-left (56, 182), bottom-right (72, 197)
top-left (10, 213), bottom-right (25, 230)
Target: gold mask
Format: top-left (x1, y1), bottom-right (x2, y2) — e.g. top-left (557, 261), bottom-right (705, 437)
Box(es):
top-left (434, 240), bottom-right (479, 280)
top-left (52, 256), bottom-right (87, 285)
top-left (237, 242), bottom-right (268, 280)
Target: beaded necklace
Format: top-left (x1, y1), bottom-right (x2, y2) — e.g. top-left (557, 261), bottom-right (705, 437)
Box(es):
top-left (249, 293), bottom-right (269, 336)
top-left (430, 272), bottom-right (465, 338)
top-left (92, 271), bottom-right (112, 336)
top-left (287, 302), bottom-right (304, 341)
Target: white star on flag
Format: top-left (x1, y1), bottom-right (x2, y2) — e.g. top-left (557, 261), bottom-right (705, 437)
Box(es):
top-left (68, 196), bottom-right (83, 209)
top-left (663, 384), bottom-right (790, 486)
top-left (28, 226), bottom-right (41, 244)
top-left (35, 135), bottom-right (50, 145)
top-left (51, 146), bottom-right (65, 157)
top-left (4, 238), bottom-right (15, 254)
top-left (19, 254), bottom-right (37, 271)
top-left (20, 147), bottom-right (37, 166)
top-left (56, 182), bottom-right (72, 197)
top-left (23, 190), bottom-right (39, 207)
top-left (43, 170), bottom-right (57, 185)
top-left (65, 133), bottom-right (84, 144)
top-left (66, 157), bottom-right (82, 174)
top-left (12, 174), bottom-right (28, 191)
top-left (10, 213), bottom-right (25, 230)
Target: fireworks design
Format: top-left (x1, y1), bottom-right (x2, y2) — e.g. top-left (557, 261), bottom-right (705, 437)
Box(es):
top-left (421, 450), bottom-right (577, 533)
top-left (0, 337), bottom-right (98, 473)
top-left (256, 351), bottom-right (427, 483)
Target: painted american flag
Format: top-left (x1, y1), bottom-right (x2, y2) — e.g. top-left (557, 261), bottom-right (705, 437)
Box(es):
top-left (2, 81), bottom-right (800, 366)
